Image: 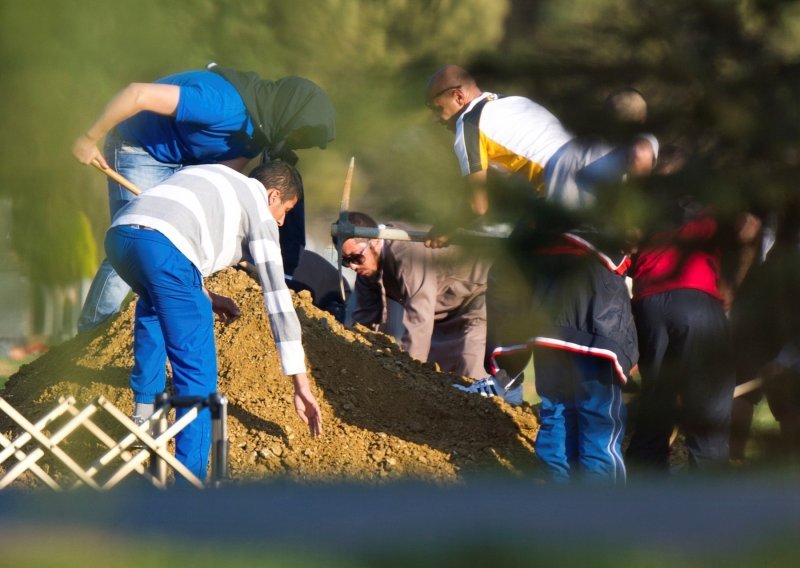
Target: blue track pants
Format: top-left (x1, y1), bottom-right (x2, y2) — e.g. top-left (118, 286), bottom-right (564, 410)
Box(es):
top-left (106, 225), bottom-right (216, 481)
top-left (534, 347), bottom-right (627, 483)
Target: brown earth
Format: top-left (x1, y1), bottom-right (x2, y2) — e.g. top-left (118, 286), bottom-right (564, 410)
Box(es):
top-left (1, 268), bottom-right (541, 486)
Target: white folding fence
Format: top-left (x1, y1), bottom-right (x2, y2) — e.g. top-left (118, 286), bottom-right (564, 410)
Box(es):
top-left (0, 393), bottom-right (228, 490)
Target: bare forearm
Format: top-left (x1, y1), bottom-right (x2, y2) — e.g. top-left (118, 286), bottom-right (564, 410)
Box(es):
top-left (292, 372), bottom-right (323, 437)
top-left (74, 83), bottom-right (181, 167)
top-left (86, 83), bottom-right (179, 141)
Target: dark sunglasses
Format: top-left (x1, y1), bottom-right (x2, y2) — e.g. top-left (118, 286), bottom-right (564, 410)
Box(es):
top-left (341, 242), bottom-right (369, 267)
top-left (425, 85), bottom-right (461, 109)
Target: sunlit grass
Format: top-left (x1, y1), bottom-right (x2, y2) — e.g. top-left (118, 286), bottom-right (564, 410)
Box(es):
top-left (0, 351), bottom-right (44, 390)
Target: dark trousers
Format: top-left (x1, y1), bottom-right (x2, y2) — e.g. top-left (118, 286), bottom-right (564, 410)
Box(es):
top-left (627, 289), bottom-right (735, 472)
top-left (279, 199), bottom-right (305, 277)
top-left (484, 254), bottom-right (536, 377)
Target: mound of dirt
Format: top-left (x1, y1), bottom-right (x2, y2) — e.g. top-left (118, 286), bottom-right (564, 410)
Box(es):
top-left (1, 268), bottom-right (540, 485)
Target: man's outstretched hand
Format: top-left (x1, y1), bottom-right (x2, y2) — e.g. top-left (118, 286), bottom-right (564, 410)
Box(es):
top-left (206, 290), bottom-right (242, 323)
top-left (292, 373), bottom-right (323, 437)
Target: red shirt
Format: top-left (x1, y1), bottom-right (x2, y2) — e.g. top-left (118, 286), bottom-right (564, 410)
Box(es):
top-left (631, 215), bottom-right (722, 302)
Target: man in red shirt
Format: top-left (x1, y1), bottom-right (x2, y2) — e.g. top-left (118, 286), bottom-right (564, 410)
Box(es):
top-left (626, 146), bottom-right (742, 472)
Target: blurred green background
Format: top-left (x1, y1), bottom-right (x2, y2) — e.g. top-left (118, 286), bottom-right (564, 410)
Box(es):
top-left (1, 0), bottom-right (800, 336)
top-left (2, 4), bottom-right (800, 563)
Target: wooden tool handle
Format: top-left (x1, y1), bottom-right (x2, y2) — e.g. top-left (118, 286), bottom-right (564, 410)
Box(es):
top-left (340, 157), bottom-right (354, 212)
top-left (91, 159), bottom-right (142, 195)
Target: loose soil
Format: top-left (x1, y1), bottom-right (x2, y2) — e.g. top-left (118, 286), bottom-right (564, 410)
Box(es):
top-left (1, 268), bottom-right (540, 486)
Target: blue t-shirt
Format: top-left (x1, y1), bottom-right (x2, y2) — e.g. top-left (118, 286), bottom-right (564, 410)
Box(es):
top-left (117, 70), bottom-right (259, 164)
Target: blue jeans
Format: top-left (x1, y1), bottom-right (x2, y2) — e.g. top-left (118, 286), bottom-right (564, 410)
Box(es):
top-left (105, 225), bottom-right (216, 481)
top-left (534, 347), bottom-right (627, 484)
top-left (77, 136), bottom-right (181, 332)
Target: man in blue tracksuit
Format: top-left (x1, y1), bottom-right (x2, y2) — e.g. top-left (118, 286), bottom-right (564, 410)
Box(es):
top-left (74, 64), bottom-right (335, 332)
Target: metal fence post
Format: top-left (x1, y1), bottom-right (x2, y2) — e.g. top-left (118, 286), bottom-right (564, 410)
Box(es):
top-left (209, 392), bottom-right (229, 486)
top-left (149, 392), bottom-right (169, 485)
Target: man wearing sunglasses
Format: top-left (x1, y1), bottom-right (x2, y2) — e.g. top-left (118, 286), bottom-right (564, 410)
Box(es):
top-left (337, 212), bottom-right (490, 382)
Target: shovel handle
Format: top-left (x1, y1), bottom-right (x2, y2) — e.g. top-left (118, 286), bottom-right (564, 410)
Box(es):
top-left (91, 159), bottom-right (142, 195)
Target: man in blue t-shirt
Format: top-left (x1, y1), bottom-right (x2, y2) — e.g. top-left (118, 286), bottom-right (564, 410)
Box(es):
top-left (73, 64), bottom-right (335, 332)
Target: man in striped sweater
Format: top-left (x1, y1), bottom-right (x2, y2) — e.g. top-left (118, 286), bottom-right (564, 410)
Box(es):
top-left (105, 160), bottom-right (322, 481)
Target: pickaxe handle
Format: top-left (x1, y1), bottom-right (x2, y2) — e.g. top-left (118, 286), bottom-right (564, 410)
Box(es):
top-left (667, 376), bottom-right (765, 448)
top-left (733, 377), bottom-right (764, 399)
top-left (340, 157), bottom-right (354, 212)
top-left (330, 223), bottom-right (508, 243)
top-left (91, 159), bottom-right (142, 196)
top-left (336, 157), bottom-right (356, 301)
top-left (332, 225), bottom-right (429, 242)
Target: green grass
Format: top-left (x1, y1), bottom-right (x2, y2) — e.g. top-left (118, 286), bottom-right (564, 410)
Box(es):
top-left (0, 357), bottom-right (20, 390)
top-left (0, 533), bottom-right (349, 568)
top-left (742, 399), bottom-right (786, 464)
top-left (752, 398), bottom-right (780, 430)
top-left (521, 355), bottom-right (539, 404)
top-left (0, 353), bottom-right (41, 390)
top-left (0, 351), bottom-right (44, 391)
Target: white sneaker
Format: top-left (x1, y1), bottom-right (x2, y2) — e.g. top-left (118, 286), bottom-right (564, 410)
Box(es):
top-left (453, 372), bottom-right (524, 406)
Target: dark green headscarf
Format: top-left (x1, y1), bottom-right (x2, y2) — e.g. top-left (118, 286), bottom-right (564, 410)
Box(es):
top-left (210, 64), bottom-right (336, 161)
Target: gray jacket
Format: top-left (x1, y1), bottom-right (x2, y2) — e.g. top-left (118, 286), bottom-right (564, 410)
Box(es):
top-left (353, 224), bottom-right (490, 362)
